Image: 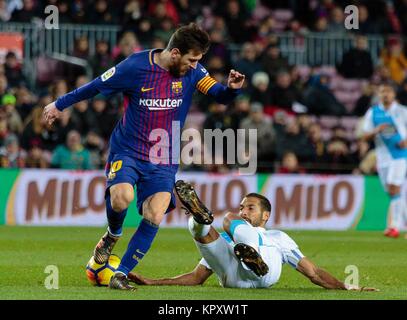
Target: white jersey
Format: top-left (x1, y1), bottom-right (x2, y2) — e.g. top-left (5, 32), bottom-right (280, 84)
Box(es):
top-left (362, 102), bottom-right (407, 168)
top-left (198, 228), bottom-right (304, 289)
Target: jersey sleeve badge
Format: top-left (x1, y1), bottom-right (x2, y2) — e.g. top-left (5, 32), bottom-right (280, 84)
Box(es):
top-left (101, 67), bottom-right (116, 82)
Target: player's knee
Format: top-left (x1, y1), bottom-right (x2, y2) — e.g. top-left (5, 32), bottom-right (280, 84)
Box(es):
top-left (110, 187), bottom-right (134, 212)
top-left (142, 192), bottom-right (171, 225)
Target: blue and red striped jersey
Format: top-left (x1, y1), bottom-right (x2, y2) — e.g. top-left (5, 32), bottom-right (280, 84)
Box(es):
top-left (55, 49), bottom-right (240, 165)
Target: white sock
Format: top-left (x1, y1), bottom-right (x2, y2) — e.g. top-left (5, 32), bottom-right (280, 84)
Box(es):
top-left (231, 221), bottom-right (260, 252)
top-left (389, 196), bottom-right (403, 230)
top-left (188, 217), bottom-right (210, 238)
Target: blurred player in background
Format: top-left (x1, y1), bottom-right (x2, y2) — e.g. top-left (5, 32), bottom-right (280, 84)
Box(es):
top-left (362, 83), bottom-right (407, 238)
top-left (42, 23), bottom-right (245, 290)
top-left (129, 180), bottom-right (376, 291)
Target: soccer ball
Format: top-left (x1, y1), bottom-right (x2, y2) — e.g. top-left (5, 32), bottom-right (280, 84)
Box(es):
top-left (86, 254), bottom-right (121, 286)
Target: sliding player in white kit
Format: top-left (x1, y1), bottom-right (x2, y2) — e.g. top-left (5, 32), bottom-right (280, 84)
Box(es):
top-left (128, 181), bottom-right (376, 291)
top-left (362, 83), bottom-right (407, 238)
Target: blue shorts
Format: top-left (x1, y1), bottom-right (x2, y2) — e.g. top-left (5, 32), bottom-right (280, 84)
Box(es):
top-left (105, 153), bottom-right (178, 215)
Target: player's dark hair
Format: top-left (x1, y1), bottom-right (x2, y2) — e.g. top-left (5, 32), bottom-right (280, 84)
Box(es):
top-left (379, 82), bottom-right (397, 92)
top-left (167, 23), bottom-right (210, 55)
top-left (245, 193), bottom-right (272, 213)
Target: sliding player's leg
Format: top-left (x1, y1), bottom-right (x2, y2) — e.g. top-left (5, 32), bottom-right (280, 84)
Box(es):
top-left (223, 212), bottom-right (269, 276)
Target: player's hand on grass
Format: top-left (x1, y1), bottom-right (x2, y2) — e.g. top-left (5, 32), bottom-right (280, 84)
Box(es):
top-left (42, 101), bottom-right (62, 126)
top-left (227, 69), bottom-right (245, 89)
top-left (345, 284), bottom-right (379, 292)
top-left (128, 272), bottom-right (151, 285)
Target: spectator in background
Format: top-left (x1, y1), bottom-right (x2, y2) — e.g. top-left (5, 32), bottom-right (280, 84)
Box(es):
top-left (327, 6), bottom-right (346, 34)
top-left (15, 86), bottom-right (36, 122)
top-left (75, 75), bottom-right (89, 88)
top-left (153, 17), bottom-right (175, 44)
top-left (72, 36), bottom-right (89, 60)
top-left (250, 71), bottom-right (272, 107)
top-left (176, 0), bottom-right (201, 25)
top-left (356, 4), bottom-right (381, 34)
top-left (25, 142), bottom-right (48, 168)
top-left (239, 102), bottom-right (275, 171)
top-left (0, 107), bottom-right (8, 146)
top-left (1, 93), bottom-right (23, 134)
top-left (222, 0), bottom-right (249, 43)
top-left (150, 37), bottom-right (166, 50)
top-left (380, 37), bottom-right (407, 84)
top-left (275, 118), bottom-right (313, 161)
top-left (270, 70), bottom-right (302, 112)
top-left (90, 40), bottom-right (113, 78)
top-left (122, 0), bottom-right (142, 31)
top-left (229, 94), bottom-right (250, 131)
top-left (338, 35), bottom-right (374, 79)
top-left (397, 78), bottom-right (407, 105)
top-left (0, 0), bottom-right (11, 21)
top-left (234, 42), bottom-right (262, 84)
top-left (325, 128), bottom-right (353, 173)
top-left (313, 16), bottom-right (328, 33)
top-left (70, 0), bottom-right (87, 23)
top-left (10, 0), bottom-right (37, 22)
top-left (289, 65), bottom-right (307, 92)
top-left (351, 139), bottom-right (372, 170)
top-left (56, 0), bottom-right (72, 23)
top-left (21, 106), bottom-right (47, 151)
top-left (203, 102), bottom-right (233, 168)
top-left (113, 31), bottom-right (141, 64)
top-left (354, 82), bottom-right (377, 116)
top-left (70, 100), bottom-right (96, 136)
top-left (253, 15), bottom-right (276, 47)
top-left (84, 130), bottom-right (105, 169)
top-left (307, 122), bottom-right (327, 167)
top-left (203, 28), bottom-right (231, 71)
top-left (260, 44), bottom-right (290, 82)
top-left (55, 109), bottom-right (76, 146)
top-left (134, 18), bottom-right (155, 45)
top-left (148, 0), bottom-right (179, 27)
top-left (51, 130), bottom-right (92, 169)
top-left (88, 0), bottom-right (117, 24)
top-left (0, 75), bottom-right (8, 101)
top-left (206, 56), bottom-right (227, 75)
top-left (303, 74), bottom-right (347, 116)
top-left (50, 79), bottom-right (68, 101)
top-left (277, 151), bottom-right (306, 174)
top-left (4, 51), bottom-right (25, 88)
top-left (91, 94), bottom-right (118, 140)
top-left (0, 133), bottom-right (26, 167)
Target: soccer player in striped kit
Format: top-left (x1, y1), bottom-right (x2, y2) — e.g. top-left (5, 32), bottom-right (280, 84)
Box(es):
top-left (43, 23), bottom-right (245, 290)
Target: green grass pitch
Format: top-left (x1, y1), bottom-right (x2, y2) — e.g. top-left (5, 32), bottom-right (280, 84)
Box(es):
top-left (0, 226), bottom-right (406, 300)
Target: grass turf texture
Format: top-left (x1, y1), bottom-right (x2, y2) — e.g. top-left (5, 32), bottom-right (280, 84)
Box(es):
top-left (0, 226), bottom-right (406, 300)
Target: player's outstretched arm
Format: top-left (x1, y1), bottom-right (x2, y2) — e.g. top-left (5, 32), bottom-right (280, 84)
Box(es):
top-left (128, 263), bottom-right (213, 286)
top-left (296, 257), bottom-right (378, 291)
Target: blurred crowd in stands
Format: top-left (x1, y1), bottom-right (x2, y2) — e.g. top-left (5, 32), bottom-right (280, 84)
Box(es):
top-left (1, 0), bottom-right (407, 174)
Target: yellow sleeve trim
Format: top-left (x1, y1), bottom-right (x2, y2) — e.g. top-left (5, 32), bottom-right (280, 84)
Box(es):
top-left (196, 76), bottom-right (217, 95)
top-left (149, 50), bottom-right (153, 65)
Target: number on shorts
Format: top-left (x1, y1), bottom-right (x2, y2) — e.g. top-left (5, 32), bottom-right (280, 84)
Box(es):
top-left (111, 160), bottom-right (123, 173)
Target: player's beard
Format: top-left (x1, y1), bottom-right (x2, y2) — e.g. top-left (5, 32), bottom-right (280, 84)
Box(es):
top-left (168, 63), bottom-right (187, 78)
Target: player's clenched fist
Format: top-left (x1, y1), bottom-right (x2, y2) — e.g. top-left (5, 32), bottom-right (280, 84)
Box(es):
top-left (227, 69), bottom-right (245, 89)
top-left (42, 101), bottom-right (62, 126)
